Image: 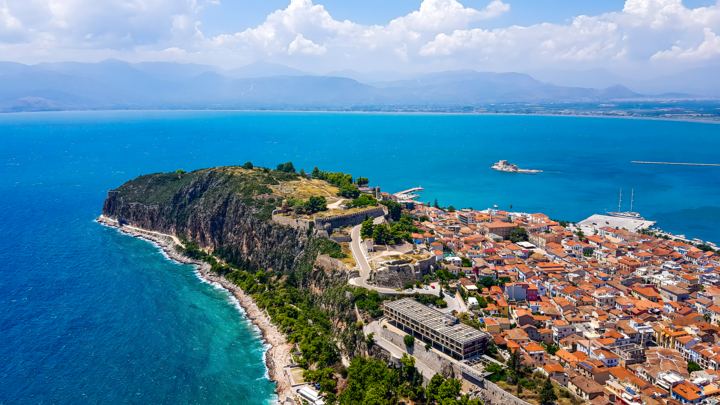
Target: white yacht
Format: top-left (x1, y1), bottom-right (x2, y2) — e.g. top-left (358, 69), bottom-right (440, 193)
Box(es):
top-left (606, 189), bottom-right (645, 220)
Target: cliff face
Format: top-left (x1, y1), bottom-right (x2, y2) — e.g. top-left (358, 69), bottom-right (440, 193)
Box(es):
top-left (102, 167), bottom-right (307, 272)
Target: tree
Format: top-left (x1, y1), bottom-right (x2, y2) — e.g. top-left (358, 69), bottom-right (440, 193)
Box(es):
top-left (299, 168), bottom-right (306, 176)
top-left (277, 162), bottom-right (296, 173)
top-left (434, 198), bottom-right (440, 209)
top-left (361, 217), bottom-right (375, 239)
top-left (404, 334), bottom-right (415, 347)
top-left (539, 376), bottom-right (558, 405)
top-left (427, 374), bottom-right (445, 403)
top-left (339, 184), bottom-right (360, 198)
top-left (486, 362), bottom-right (503, 375)
top-left (305, 196), bottom-right (327, 213)
top-left (312, 167), bottom-right (320, 178)
top-left (379, 200), bottom-right (402, 221)
top-left (242, 161), bottom-right (253, 169)
top-left (356, 177), bottom-right (369, 186)
top-left (688, 361), bottom-right (703, 372)
top-left (507, 348), bottom-right (522, 382)
top-left (461, 257), bottom-right (473, 267)
top-left (176, 169), bottom-right (185, 174)
top-left (509, 226), bottom-right (529, 243)
top-left (447, 206), bottom-right (456, 213)
top-left (419, 215), bottom-right (430, 222)
top-left (576, 230), bottom-right (585, 240)
top-left (372, 224), bottom-right (391, 245)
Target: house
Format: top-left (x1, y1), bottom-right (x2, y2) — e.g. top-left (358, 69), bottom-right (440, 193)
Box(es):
top-left (514, 309), bottom-right (535, 327)
top-left (552, 320), bottom-right (577, 344)
top-left (543, 364), bottom-right (568, 387)
top-left (672, 381), bottom-right (704, 404)
top-left (568, 376), bottom-right (605, 401)
top-left (520, 342), bottom-right (546, 365)
top-left (480, 317), bottom-right (501, 334)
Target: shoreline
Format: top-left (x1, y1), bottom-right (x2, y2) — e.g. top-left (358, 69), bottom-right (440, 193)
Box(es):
top-left (3, 108), bottom-right (720, 125)
top-left (96, 215), bottom-right (294, 404)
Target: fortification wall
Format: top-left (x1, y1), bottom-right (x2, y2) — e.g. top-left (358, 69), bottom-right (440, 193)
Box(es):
top-left (316, 206), bottom-right (387, 232)
top-left (271, 210), bottom-right (312, 230)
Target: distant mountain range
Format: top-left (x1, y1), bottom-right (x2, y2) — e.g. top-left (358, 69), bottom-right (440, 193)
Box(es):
top-left (0, 59), bottom-right (715, 112)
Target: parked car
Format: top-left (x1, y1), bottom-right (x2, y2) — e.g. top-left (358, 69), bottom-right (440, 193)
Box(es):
top-left (431, 285), bottom-right (435, 289)
top-left (423, 286), bottom-right (429, 290)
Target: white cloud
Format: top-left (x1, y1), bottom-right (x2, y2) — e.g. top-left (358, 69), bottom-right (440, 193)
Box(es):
top-left (0, 0), bottom-right (719, 72)
top-left (651, 27), bottom-right (720, 60)
top-left (288, 33), bottom-right (326, 55)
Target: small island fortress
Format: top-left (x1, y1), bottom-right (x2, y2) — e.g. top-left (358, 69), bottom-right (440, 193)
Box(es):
top-left (491, 160), bottom-right (542, 174)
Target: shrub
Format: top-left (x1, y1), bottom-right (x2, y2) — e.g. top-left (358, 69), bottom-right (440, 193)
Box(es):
top-left (425, 343), bottom-right (432, 350)
top-left (404, 334), bottom-right (415, 347)
top-left (242, 161), bottom-right (253, 169)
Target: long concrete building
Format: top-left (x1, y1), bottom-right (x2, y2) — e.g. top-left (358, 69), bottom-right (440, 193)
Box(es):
top-left (384, 298), bottom-right (490, 360)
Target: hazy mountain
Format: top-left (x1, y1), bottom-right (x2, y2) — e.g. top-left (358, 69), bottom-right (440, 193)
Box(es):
top-left (524, 66), bottom-right (720, 97)
top-left (325, 69), bottom-right (419, 84)
top-left (523, 68), bottom-right (631, 90)
top-left (132, 61), bottom-right (223, 81)
top-left (630, 66), bottom-right (720, 97)
top-left (224, 61), bottom-right (308, 78)
top-left (0, 60), bottom-right (704, 112)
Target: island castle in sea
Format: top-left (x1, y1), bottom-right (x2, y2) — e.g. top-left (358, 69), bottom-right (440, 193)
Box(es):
top-left (490, 160), bottom-right (542, 174)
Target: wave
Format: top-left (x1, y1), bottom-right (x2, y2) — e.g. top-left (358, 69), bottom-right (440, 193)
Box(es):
top-left (100, 220), bottom-right (275, 386)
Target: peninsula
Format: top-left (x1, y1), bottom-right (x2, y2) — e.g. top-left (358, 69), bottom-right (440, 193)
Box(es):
top-left (100, 162), bottom-right (720, 405)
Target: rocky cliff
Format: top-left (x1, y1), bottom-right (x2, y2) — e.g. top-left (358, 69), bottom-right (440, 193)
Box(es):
top-left (102, 166), bottom-right (307, 272)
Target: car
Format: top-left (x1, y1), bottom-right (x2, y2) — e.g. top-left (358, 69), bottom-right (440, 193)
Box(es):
top-left (431, 285), bottom-right (435, 289)
top-left (423, 286), bottom-right (429, 290)
top-left (314, 383), bottom-right (321, 390)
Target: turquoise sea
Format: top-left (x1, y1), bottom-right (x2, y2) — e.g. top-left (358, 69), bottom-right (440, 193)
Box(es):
top-left (1, 111), bottom-right (719, 403)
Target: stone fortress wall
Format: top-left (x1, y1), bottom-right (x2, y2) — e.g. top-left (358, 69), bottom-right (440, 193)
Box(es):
top-left (272, 206), bottom-right (387, 236)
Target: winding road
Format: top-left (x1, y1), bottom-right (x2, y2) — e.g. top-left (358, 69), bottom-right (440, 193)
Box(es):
top-left (348, 224), bottom-right (440, 297)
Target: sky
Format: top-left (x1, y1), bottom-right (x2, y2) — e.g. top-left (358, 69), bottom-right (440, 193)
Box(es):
top-left (1, 0), bottom-right (720, 75)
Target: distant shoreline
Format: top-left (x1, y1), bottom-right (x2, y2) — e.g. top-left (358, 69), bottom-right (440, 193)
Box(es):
top-left (2, 108), bottom-right (720, 125)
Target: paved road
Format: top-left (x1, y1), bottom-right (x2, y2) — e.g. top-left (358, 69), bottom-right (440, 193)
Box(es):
top-left (348, 225), bottom-right (439, 297)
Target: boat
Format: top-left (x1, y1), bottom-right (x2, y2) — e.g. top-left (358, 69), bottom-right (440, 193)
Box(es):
top-left (606, 189), bottom-right (645, 220)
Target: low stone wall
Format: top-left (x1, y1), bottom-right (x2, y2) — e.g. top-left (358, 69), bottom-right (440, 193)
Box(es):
top-left (378, 325), bottom-right (460, 378)
top-left (330, 235), bottom-right (352, 243)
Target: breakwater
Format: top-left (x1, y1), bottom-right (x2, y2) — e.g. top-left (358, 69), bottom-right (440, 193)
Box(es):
top-left (632, 161), bottom-right (720, 166)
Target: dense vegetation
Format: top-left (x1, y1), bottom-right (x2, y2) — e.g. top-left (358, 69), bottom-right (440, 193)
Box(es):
top-left (311, 167), bottom-right (361, 198)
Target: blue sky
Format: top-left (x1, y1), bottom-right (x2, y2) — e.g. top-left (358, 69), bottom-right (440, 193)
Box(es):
top-left (1, 0), bottom-right (720, 74)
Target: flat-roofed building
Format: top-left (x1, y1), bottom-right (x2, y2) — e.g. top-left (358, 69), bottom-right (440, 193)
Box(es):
top-left (384, 298), bottom-right (490, 360)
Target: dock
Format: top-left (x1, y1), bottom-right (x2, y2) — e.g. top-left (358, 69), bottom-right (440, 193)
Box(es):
top-left (394, 187), bottom-right (424, 200)
top-left (632, 161), bottom-right (720, 167)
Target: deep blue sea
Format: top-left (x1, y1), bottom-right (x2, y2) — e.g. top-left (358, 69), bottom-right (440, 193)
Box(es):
top-left (1, 111), bottom-right (719, 403)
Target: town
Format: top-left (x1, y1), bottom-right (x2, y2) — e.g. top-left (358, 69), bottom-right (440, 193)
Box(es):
top-left (317, 181), bottom-right (720, 405)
